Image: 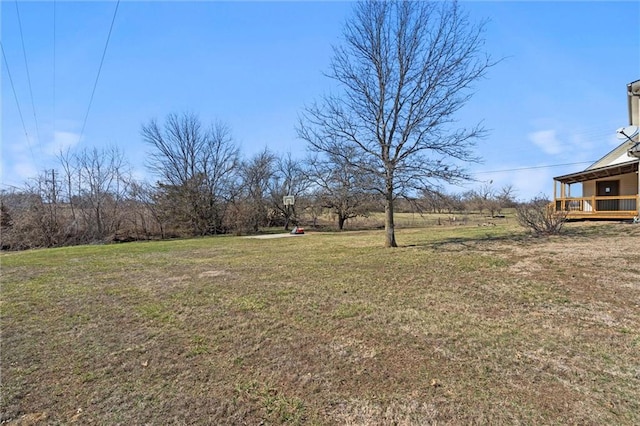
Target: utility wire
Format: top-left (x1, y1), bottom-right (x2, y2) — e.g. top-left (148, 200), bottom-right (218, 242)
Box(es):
top-left (77, 0), bottom-right (120, 145)
top-left (472, 161), bottom-right (596, 175)
top-left (14, 0), bottom-right (42, 153)
top-left (1, 41), bottom-right (37, 164)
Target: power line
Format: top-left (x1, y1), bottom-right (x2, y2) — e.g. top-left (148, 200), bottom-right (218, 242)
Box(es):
top-left (14, 0), bottom-right (42, 153)
top-left (1, 41), bottom-right (37, 164)
top-left (472, 161), bottom-right (596, 175)
top-left (77, 0), bottom-right (121, 145)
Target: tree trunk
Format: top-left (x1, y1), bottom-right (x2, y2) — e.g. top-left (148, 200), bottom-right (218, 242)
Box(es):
top-left (384, 188), bottom-right (397, 248)
top-left (338, 214), bottom-right (346, 230)
top-left (95, 205), bottom-right (103, 239)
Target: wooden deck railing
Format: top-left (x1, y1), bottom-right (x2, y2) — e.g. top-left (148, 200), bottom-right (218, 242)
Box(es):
top-left (554, 195), bottom-right (639, 216)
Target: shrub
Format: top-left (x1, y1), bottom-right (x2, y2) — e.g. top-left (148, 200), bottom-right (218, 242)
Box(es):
top-left (516, 196), bottom-right (568, 235)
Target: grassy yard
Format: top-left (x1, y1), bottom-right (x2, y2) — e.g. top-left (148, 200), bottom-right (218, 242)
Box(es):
top-left (1, 222), bottom-right (639, 424)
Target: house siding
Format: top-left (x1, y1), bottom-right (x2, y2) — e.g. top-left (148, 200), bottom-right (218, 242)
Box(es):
top-left (583, 181), bottom-right (594, 197)
top-left (621, 172), bottom-right (639, 195)
top-left (583, 172), bottom-right (638, 197)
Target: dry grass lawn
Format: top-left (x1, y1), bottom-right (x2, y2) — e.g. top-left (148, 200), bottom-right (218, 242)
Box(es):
top-left (1, 221), bottom-right (639, 424)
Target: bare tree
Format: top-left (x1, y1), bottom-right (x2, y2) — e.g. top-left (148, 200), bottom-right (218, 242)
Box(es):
top-left (298, 0), bottom-right (493, 247)
top-left (267, 153), bottom-right (312, 230)
top-left (419, 188), bottom-right (448, 214)
top-left (128, 181), bottom-right (167, 239)
top-left (0, 197), bottom-right (12, 249)
top-left (75, 146), bottom-right (131, 240)
top-left (497, 184), bottom-right (517, 209)
top-left (463, 183), bottom-right (517, 217)
top-left (58, 149), bottom-right (79, 233)
top-left (306, 150), bottom-right (377, 230)
top-left (142, 112), bottom-right (240, 235)
top-left (473, 183), bottom-right (495, 216)
top-left (237, 149), bottom-right (277, 233)
top-left (0, 146), bottom-right (131, 249)
top-left (33, 169), bottom-right (63, 246)
top-left (0, 189), bottom-right (46, 250)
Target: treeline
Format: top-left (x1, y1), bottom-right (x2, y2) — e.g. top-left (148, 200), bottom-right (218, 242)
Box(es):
top-left (0, 113), bottom-right (516, 251)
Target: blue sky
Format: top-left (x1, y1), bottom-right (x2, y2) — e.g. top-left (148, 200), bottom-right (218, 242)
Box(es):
top-left (2, 1), bottom-right (639, 199)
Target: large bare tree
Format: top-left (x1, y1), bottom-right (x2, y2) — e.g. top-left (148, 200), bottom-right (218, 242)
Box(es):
top-left (142, 112), bottom-right (240, 235)
top-left (298, 0), bottom-right (493, 247)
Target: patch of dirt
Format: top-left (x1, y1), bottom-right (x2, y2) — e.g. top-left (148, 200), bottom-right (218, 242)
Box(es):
top-left (244, 233), bottom-right (307, 239)
top-left (198, 270), bottom-right (229, 278)
top-left (7, 412), bottom-right (48, 425)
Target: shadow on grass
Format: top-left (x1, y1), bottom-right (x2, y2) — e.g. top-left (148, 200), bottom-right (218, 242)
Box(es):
top-left (412, 222), bottom-right (637, 252)
top-left (405, 232), bottom-right (531, 252)
top-left (561, 221), bottom-right (637, 238)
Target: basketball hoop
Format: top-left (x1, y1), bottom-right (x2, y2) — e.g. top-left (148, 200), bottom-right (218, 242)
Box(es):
top-left (283, 195), bottom-right (295, 206)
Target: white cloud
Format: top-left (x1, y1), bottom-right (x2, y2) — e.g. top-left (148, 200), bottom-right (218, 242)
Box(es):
top-left (44, 131), bottom-right (81, 155)
top-left (11, 161), bottom-right (38, 185)
top-left (528, 129), bottom-right (563, 155)
top-left (526, 126), bottom-right (610, 163)
top-left (1, 128), bottom-right (81, 187)
top-left (510, 168), bottom-right (555, 200)
top-left (131, 168), bottom-right (150, 184)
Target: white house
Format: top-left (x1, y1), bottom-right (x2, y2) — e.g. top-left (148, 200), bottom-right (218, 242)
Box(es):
top-left (552, 79), bottom-right (640, 220)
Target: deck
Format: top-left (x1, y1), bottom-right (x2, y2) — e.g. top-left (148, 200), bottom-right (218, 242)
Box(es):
top-left (554, 195), bottom-right (639, 220)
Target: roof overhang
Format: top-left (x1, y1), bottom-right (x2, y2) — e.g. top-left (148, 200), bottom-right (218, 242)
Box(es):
top-left (554, 160), bottom-right (639, 185)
